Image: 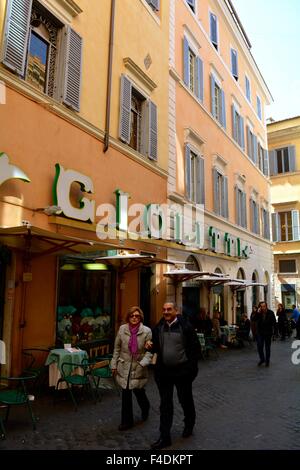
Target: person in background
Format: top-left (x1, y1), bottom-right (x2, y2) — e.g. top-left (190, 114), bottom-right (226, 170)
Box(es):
top-left (195, 308), bottom-right (207, 333)
top-left (237, 313), bottom-right (251, 346)
top-left (149, 302), bottom-right (200, 450)
top-left (256, 301), bottom-right (276, 367)
top-left (291, 304), bottom-right (300, 340)
top-left (212, 311), bottom-right (227, 348)
top-left (110, 306), bottom-right (152, 431)
top-left (250, 305), bottom-right (258, 342)
top-left (276, 303), bottom-right (288, 341)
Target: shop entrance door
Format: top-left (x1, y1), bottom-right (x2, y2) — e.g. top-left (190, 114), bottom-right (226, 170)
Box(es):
top-left (139, 267), bottom-right (152, 327)
top-left (182, 287), bottom-right (200, 328)
top-left (236, 290), bottom-right (245, 324)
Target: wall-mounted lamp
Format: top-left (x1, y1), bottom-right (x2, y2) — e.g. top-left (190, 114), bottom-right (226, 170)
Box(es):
top-left (35, 205), bottom-right (62, 216)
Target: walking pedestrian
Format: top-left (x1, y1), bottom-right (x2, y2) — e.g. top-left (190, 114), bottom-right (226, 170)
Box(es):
top-left (291, 304), bottom-right (300, 339)
top-left (256, 301), bottom-right (276, 367)
top-left (110, 306), bottom-right (152, 431)
top-left (276, 303), bottom-right (288, 341)
top-left (149, 302), bottom-right (201, 449)
top-left (250, 305), bottom-right (258, 342)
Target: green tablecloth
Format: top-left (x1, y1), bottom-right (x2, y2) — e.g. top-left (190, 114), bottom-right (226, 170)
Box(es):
top-left (45, 349), bottom-right (88, 376)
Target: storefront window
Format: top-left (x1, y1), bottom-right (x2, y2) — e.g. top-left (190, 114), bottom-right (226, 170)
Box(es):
top-left (57, 256), bottom-right (115, 348)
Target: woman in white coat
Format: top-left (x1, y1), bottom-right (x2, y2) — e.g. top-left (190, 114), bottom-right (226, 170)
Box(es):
top-left (111, 306), bottom-right (152, 431)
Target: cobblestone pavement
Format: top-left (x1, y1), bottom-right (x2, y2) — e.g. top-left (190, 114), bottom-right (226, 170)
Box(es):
top-left (1, 337), bottom-right (300, 450)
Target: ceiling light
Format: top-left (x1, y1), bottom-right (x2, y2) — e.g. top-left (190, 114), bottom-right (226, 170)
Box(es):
top-left (82, 263), bottom-right (108, 270)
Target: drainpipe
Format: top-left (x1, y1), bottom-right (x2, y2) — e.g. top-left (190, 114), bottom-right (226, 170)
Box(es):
top-left (103, 0), bottom-right (116, 153)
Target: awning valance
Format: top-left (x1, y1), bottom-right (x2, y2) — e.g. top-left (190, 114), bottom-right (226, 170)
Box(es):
top-left (0, 225), bottom-right (124, 258)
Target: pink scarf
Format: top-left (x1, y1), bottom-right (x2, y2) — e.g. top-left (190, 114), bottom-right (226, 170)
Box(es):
top-left (128, 323), bottom-right (140, 357)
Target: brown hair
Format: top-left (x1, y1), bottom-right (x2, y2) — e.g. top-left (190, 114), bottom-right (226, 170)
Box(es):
top-left (125, 306), bottom-right (144, 323)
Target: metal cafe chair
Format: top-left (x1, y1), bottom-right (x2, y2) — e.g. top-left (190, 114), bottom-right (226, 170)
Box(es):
top-left (21, 347), bottom-right (53, 395)
top-left (54, 361), bottom-right (96, 411)
top-left (87, 355), bottom-right (120, 400)
top-left (0, 375), bottom-right (37, 438)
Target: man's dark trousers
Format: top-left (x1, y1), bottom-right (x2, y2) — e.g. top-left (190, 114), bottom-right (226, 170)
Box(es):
top-left (257, 334), bottom-right (272, 363)
top-left (155, 372), bottom-right (195, 440)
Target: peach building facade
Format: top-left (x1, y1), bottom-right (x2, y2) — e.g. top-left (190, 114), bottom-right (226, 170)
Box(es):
top-left (0, 0), bottom-right (171, 375)
top-left (167, 0), bottom-right (273, 323)
top-left (268, 116), bottom-right (300, 310)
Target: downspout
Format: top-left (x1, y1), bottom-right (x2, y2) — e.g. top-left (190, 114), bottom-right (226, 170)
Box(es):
top-left (103, 0), bottom-right (116, 153)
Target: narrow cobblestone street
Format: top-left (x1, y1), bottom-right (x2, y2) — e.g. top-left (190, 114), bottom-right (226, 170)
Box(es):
top-left (1, 337), bottom-right (300, 451)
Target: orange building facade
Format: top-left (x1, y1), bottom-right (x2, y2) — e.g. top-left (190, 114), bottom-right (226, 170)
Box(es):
top-left (0, 0), bottom-right (171, 375)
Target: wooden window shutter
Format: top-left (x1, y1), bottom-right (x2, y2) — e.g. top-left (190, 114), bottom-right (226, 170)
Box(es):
top-left (221, 90), bottom-right (226, 129)
top-left (2, 0), bottom-right (33, 75)
top-left (288, 145), bottom-right (296, 172)
top-left (62, 27), bottom-right (83, 112)
top-left (196, 156), bottom-right (205, 205)
top-left (263, 149), bottom-right (269, 177)
top-left (242, 191), bottom-right (247, 228)
top-left (292, 210), bottom-right (300, 241)
top-left (253, 135), bottom-right (258, 165)
top-left (246, 126), bottom-right (251, 159)
top-left (196, 56), bottom-right (204, 102)
top-left (222, 176), bottom-right (228, 218)
top-left (148, 100), bottom-right (158, 160)
top-left (232, 105), bottom-right (237, 142)
top-left (271, 213), bottom-right (280, 242)
top-left (235, 186), bottom-right (239, 225)
top-left (240, 116), bottom-right (245, 150)
top-left (269, 150), bottom-right (277, 175)
top-left (213, 168), bottom-right (219, 214)
top-left (119, 75), bottom-right (132, 144)
top-left (265, 211), bottom-right (270, 240)
top-left (183, 37), bottom-right (189, 87)
top-left (210, 74), bottom-right (215, 117)
top-left (185, 145), bottom-right (192, 200)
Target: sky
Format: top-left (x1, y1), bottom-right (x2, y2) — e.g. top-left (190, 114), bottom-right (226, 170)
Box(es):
top-left (232, 0), bottom-right (300, 122)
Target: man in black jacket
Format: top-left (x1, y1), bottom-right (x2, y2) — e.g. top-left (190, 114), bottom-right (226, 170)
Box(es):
top-left (256, 301), bottom-right (276, 367)
top-left (150, 302), bottom-right (200, 450)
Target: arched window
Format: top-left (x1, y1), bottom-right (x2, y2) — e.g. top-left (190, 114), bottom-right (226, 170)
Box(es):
top-left (186, 255), bottom-right (200, 271)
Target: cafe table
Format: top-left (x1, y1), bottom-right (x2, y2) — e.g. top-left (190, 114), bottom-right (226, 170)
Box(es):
top-left (45, 348), bottom-right (89, 389)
